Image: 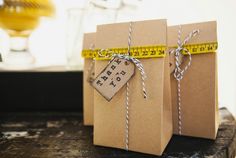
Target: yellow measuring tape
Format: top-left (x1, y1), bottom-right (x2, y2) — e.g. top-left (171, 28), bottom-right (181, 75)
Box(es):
top-left (82, 42), bottom-right (217, 60)
top-left (82, 45), bottom-right (166, 60)
top-left (176, 42), bottom-right (218, 55)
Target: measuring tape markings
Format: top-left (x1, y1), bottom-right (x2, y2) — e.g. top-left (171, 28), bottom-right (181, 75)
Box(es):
top-left (179, 42), bottom-right (218, 55)
top-left (82, 42), bottom-right (218, 59)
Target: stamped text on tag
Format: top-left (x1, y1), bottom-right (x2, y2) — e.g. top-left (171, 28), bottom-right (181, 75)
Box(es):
top-left (92, 57), bottom-right (135, 101)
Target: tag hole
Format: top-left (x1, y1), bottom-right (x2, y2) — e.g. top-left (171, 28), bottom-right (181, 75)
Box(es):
top-left (169, 63), bottom-right (172, 67)
top-left (125, 61), bottom-right (129, 65)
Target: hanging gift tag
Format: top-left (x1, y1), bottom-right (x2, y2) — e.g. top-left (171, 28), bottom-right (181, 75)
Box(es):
top-left (92, 57), bottom-right (135, 101)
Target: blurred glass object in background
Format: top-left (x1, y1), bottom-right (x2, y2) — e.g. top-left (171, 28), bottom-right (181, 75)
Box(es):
top-left (66, 8), bottom-right (85, 70)
top-left (0, 0), bottom-right (54, 69)
top-left (66, 0), bottom-right (120, 70)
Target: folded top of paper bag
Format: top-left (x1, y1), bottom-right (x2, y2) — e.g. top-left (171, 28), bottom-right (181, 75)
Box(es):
top-left (96, 19), bottom-right (167, 49)
top-left (168, 21), bottom-right (217, 47)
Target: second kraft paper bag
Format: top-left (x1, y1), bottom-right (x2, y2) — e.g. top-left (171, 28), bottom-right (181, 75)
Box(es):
top-left (168, 21), bottom-right (219, 139)
top-left (82, 33), bottom-right (96, 125)
top-left (93, 19), bottom-right (172, 156)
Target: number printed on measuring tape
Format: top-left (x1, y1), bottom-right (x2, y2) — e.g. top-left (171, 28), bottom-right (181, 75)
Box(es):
top-left (181, 42), bottom-right (218, 55)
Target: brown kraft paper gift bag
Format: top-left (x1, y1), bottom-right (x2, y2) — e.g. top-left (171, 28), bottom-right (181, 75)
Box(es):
top-left (168, 21), bottom-right (219, 139)
top-left (93, 19), bottom-right (172, 156)
top-left (82, 33), bottom-right (96, 125)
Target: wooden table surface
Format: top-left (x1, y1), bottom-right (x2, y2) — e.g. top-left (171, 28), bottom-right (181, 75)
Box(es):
top-left (0, 108), bottom-right (235, 158)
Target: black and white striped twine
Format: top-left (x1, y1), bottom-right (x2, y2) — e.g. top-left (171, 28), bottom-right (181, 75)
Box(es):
top-left (96, 22), bottom-right (147, 150)
top-left (170, 25), bottom-right (200, 135)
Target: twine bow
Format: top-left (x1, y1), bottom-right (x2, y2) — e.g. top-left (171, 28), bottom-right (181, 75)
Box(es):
top-left (170, 25), bottom-right (200, 135)
top-left (96, 51), bottom-right (148, 99)
top-left (111, 54), bottom-right (147, 99)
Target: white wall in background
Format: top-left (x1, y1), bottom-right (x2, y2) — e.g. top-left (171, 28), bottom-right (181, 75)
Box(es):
top-left (0, 0), bottom-right (235, 115)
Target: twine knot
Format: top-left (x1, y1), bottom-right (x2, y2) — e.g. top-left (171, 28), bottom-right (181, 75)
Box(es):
top-left (170, 25), bottom-right (200, 135)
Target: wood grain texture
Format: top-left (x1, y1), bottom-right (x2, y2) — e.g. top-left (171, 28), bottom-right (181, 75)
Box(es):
top-left (0, 108), bottom-right (235, 158)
